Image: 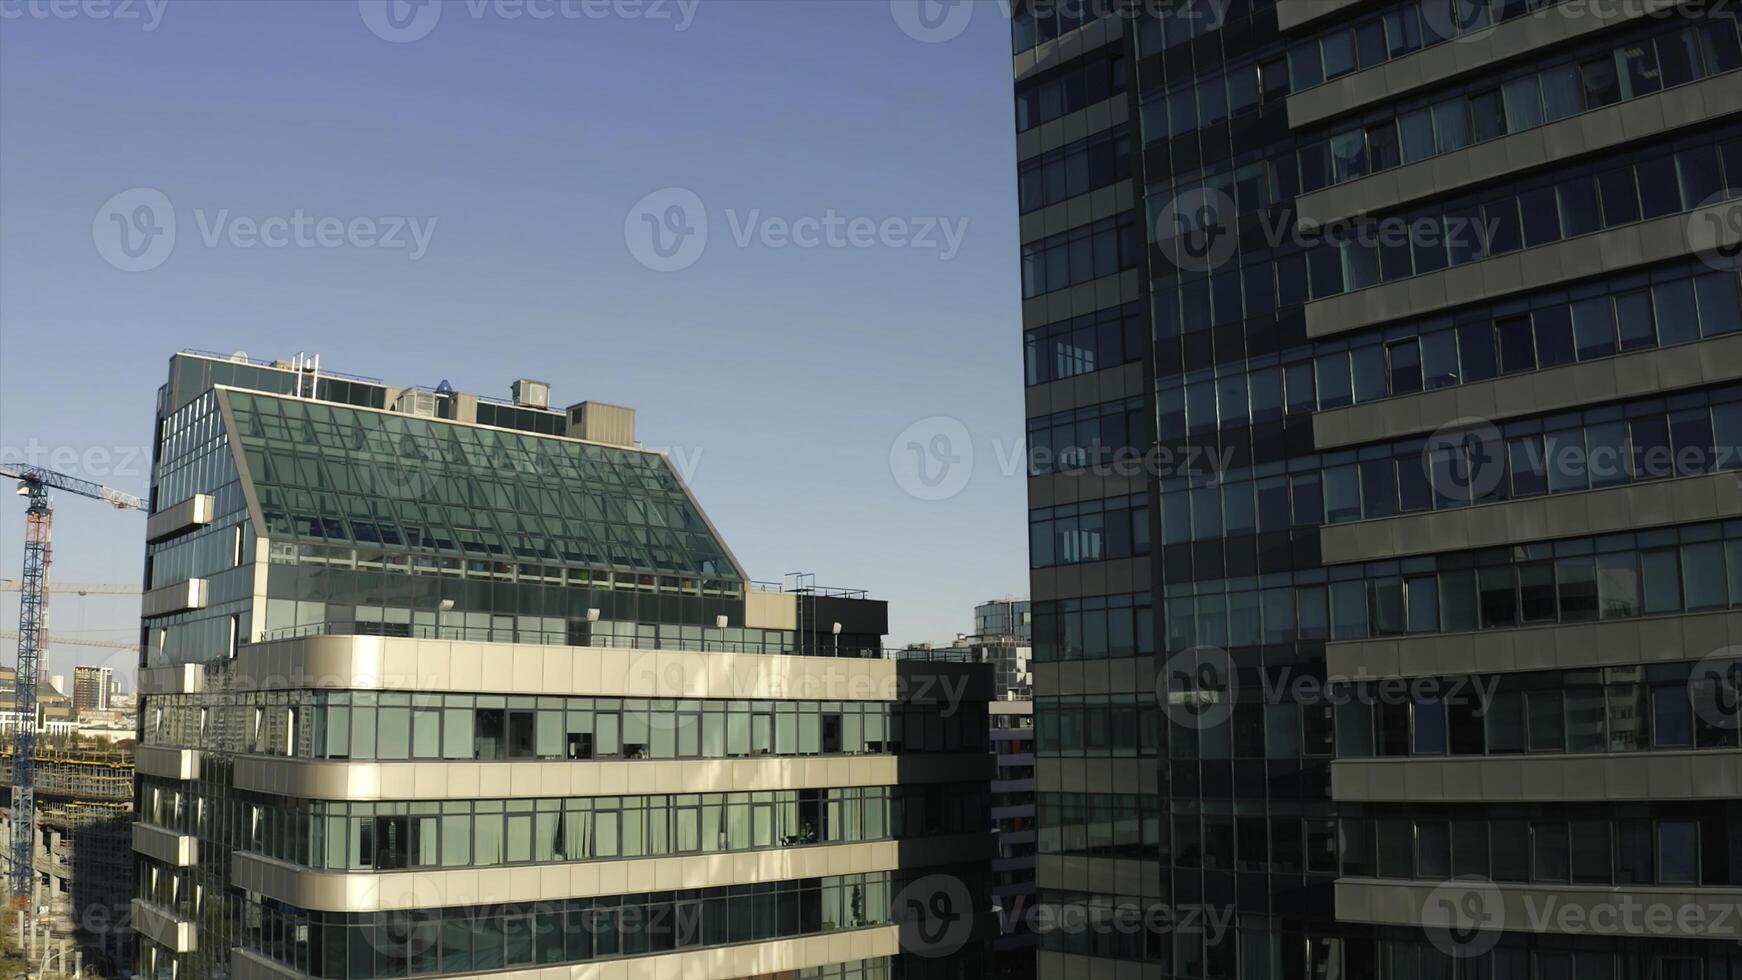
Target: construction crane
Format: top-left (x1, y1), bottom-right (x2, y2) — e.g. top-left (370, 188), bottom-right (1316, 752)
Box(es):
top-left (0, 631), bottom-right (140, 654)
top-left (0, 580), bottom-right (139, 595)
top-left (0, 465), bottom-right (144, 904)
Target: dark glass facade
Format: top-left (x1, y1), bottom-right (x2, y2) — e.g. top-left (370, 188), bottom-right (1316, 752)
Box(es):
top-left (1019, 2), bottom-right (1742, 977)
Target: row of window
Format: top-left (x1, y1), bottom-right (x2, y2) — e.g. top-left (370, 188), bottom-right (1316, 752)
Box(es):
top-left (1299, 17), bottom-right (1742, 192)
top-left (1020, 213), bottom-right (1141, 299)
top-left (1340, 810), bottom-right (1722, 888)
top-left (1029, 493), bottom-right (1151, 568)
top-left (1163, 531), bottom-right (1742, 651)
top-left (1140, 54), bottom-right (1276, 144)
top-left (1309, 265), bottom-right (1742, 411)
top-left (1011, 0), bottom-right (1112, 54)
top-left (1034, 695), bottom-right (1161, 758)
top-left (1035, 792), bottom-right (1162, 860)
top-left (146, 692), bottom-right (986, 761)
top-left (1159, 386), bottom-right (1742, 542)
top-left (1157, 264), bottom-right (1742, 434)
top-left (1029, 592), bottom-right (1156, 661)
top-left (1342, 660), bottom-right (1741, 759)
top-left (1025, 395), bottom-right (1147, 475)
top-left (243, 874), bottom-right (893, 979)
top-left (224, 786), bottom-right (980, 872)
top-left (1014, 49), bottom-right (1126, 133)
top-left (1023, 301), bottom-right (1147, 386)
top-left (1289, 0), bottom-right (1562, 91)
top-left (1150, 129), bottom-right (1742, 327)
top-left (1131, 0), bottom-right (1270, 57)
top-left (1038, 517), bottom-right (1742, 659)
top-left (1018, 126), bottom-right (1133, 213)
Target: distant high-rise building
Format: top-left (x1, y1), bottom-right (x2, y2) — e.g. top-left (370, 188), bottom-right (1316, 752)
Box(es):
top-left (132, 351), bottom-right (996, 980)
top-left (72, 665), bottom-right (113, 717)
top-left (974, 598), bottom-right (1032, 642)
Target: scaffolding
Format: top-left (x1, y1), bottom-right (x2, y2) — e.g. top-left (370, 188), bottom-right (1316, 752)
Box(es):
top-left (0, 740), bottom-right (134, 977)
top-left (0, 743), bottom-right (133, 802)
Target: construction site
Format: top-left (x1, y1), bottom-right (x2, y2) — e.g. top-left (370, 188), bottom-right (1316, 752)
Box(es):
top-left (0, 738), bottom-right (133, 977)
top-left (0, 462), bottom-right (144, 980)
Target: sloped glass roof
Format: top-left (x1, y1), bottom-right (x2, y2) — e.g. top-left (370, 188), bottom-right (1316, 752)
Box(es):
top-left (223, 389), bottom-right (740, 579)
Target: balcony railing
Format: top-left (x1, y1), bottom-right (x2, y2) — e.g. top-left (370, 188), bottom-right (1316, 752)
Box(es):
top-left (256, 621), bottom-right (981, 664)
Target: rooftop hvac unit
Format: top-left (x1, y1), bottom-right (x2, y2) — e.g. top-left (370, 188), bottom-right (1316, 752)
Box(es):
top-left (396, 389), bottom-right (439, 418)
top-left (511, 379), bottom-right (551, 409)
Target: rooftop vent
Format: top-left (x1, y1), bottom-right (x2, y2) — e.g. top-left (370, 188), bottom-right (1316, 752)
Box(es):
top-left (511, 379), bottom-right (551, 410)
top-left (396, 389), bottom-right (439, 418)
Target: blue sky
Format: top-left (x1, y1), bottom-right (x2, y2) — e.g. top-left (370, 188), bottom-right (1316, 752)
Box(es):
top-left (0, 0), bottom-right (1031, 682)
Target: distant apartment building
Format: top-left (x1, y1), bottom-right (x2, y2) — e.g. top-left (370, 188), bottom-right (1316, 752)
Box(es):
top-left (962, 606), bottom-right (1037, 978)
top-left (132, 351), bottom-right (995, 980)
top-left (73, 666), bottom-right (114, 718)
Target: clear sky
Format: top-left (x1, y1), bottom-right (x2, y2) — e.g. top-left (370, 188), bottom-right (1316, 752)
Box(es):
top-left (0, 0), bottom-right (1031, 685)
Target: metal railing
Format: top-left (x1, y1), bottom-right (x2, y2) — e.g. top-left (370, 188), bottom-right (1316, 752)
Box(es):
top-left (749, 580), bottom-right (871, 600)
top-left (256, 621), bottom-right (982, 664)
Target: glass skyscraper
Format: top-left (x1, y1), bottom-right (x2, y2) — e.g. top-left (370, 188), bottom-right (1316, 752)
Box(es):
top-left (1018, 1), bottom-right (1742, 977)
top-left (131, 351), bottom-right (994, 980)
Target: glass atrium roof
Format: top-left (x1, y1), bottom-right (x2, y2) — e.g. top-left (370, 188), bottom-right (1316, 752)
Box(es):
top-left (223, 388), bottom-right (741, 579)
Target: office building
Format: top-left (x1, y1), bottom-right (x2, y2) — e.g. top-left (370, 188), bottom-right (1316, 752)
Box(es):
top-left (73, 666), bottom-right (115, 718)
top-left (1016, 1), bottom-right (1742, 977)
top-left (971, 606), bottom-right (1037, 979)
top-left (974, 599), bottom-right (1034, 643)
top-left (132, 351), bottom-right (995, 980)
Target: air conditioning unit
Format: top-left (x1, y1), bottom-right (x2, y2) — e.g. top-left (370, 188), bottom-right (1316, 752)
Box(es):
top-left (396, 389), bottom-right (439, 418)
top-left (511, 379), bottom-right (551, 409)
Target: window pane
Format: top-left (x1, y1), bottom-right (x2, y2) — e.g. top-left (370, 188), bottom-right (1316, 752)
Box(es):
top-left (1501, 75), bottom-right (1542, 130)
top-left (1696, 272), bottom-right (1742, 336)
